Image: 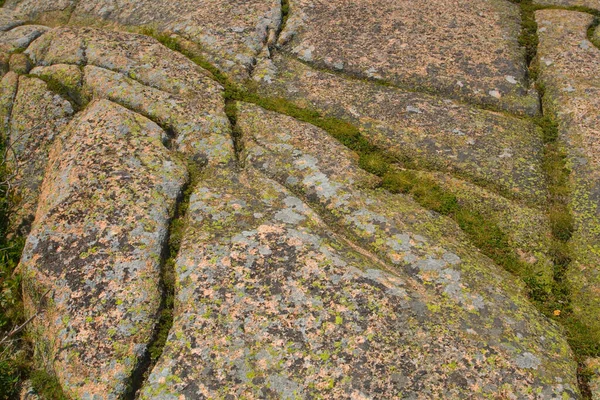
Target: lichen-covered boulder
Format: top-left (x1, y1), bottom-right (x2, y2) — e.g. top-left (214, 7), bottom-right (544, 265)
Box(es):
top-left (20, 99), bottom-right (187, 398)
top-left (4, 75), bottom-right (74, 237)
top-left (141, 163), bottom-right (578, 399)
top-left (135, 103), bottom-right (580, 398)
top-left (24, 26), bottom-right (233, 163)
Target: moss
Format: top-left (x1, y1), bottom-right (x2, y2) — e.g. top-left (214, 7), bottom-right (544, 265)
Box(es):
top-left (0, 90), bottom-right (28, 399)
top-left (358, 153), bottom-right (389, 176)
top-left (30, 369), bottom-right (69, 400)
top-left (589, 17), bottom-right (600, 49)
top-left (30, 71), bottom-right (88, 112)
top-left (127, 157), bottom-right (202, 397)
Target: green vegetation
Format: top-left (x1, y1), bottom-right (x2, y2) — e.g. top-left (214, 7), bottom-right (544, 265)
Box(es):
top-left (127, 156), bottom-right (203, 397)
top-left (30, 370), bottom-right (68, 400)
top-left (147, 28), bottom-right (600, 388)
top-left (512, 0), bottom-right (600, 82)
top-left (0, 99), bottom-right (27, 398)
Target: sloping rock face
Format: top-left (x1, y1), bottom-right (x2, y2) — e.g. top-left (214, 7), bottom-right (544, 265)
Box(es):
top-left (536, 10), bottom-right (600, 391)
top-left (3, 0), bottom-right (281, 80)
top-left (0, 1), bottom-right (598, 399)
top-left (278, 0), bottom-right (538, 115)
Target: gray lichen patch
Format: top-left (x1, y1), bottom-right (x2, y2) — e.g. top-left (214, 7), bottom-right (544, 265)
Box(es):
top-left (0, 8), bottom-right (25, 33)
top-left (279, 0), bottom-right (537, 114)
top-left (536, 9), bottom-right (600, 352)
top-left (19, 99), bottom-right (187, 398)
top-left (141, 165), bottom-right (578, 399)
top-left (253, 54), bottom-right (548, 205)
top-left (0, 25), bottom-right (50, 54)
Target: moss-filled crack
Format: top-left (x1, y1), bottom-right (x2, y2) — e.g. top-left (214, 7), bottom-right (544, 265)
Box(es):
top-left (517, 2), bottom-right (600, 394)
top-left (225, 99), bottom-right (245, 168)
top-left (125, 158), bottom-right (201, 399)
top-left (143, 30), bottom-right (600, 396)
top-left (270, 0), bottom-right (290, 52)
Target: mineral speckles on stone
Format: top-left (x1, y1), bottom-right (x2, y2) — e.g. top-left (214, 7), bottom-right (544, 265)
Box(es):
top-left (141, 167), bottom-right (577, 398)
top-left (20, 99), bottom-right (187, 398)
top-left (536, 8), bottom-right (600, 353)
top-left (280, 0), bottom-right (536, 114)
top-left (0, 8), bottom-right (24, 32)
top-left (535, 0), bottom-right (600, 9)
top-left (235, 103), bottom-right (579, 396)
top-left (24, 26), bottom-right (233, 162)
top-left (5, 0), bottom-right (282, 80)
top-left (7, 76), bottom-right (73, 237)
top-left (82, 65), bottom-right (232, 163)
top-left (255, 55), bottom-right (548, 205)
top-left (0, 25), bottom-right (49, 53)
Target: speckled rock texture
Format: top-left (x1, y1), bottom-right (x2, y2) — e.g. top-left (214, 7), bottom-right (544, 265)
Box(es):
top-left (20, 99), bottom-right (187, 398)
top-left (0, 2), bottom-right (598, 399)
top-left (254, 54), bottom-right (547, 205)
top-left (587, 358), bottom-right (600, 400)
top-left (536, 0), bottom-right (600, 9)
top-left (5, 75), bottom-right (73, 237)
top-left (4, 0), bottom-right (281, 80)
top-left (141, 166), bottom-right (576, 399)
top-left (278, 0), bottom-right (538, 114)
top-left (537, 8), bottom-right (600, 373)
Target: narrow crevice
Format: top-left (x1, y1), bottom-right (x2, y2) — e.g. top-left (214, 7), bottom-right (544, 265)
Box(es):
top-left (224, 99), bottom-right (245, 168)
top-left (125, 158), bottom-right (201, 399)
top-left (522, 4), bottom-right (598, 395)
top-left (270, 0), bottom-right (290, 53)
top-left (588, 16), bottom-right (600, 49)
top-left (31, 73), bottom-right (86, 112)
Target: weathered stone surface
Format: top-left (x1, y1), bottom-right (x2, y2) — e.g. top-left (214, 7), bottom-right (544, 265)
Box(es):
top-left (20, 99), bottom-right (187, 398)
top-left (81, 64), bottom-right (232, 164)
top-left (587, 358), bottom-right (600, 400)
top-left (6, 76), bottom-right (73, 237)
top-left (0, 8), bottom-right (24, 32)
top-left (279, 0), bottom-right (537, 114)
top-left (536, 0), bottom-right (600, 9)
top-left (536, 8), bottom-right (600, 352)
top-left (142, 161), bottom-right (578, 398)
top-left (24, 26), bottom-right (233, 163)
top-left (405, 169), bottom-right (555, 286)
top-left (255, 54), bottom-right (547, 205)
top-left (5, 0), bottom-right (282, 80)
top-left (8, 52), bottom-right (30, 74)
top-left (30, 63), bottom-right (87, 107)
top-left (1, 1), bottom-right (599, 397)
top-left (143, 104), bottom-right (575, 398)
top-left (0, 25), bottom-right (49, 53)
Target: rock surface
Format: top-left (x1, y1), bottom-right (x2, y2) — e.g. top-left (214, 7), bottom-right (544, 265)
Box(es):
top-left (21, 99), bottom-right (187, 398)
top-left (537, 8), bottom-right (600, 367)
top-left (279, 0), bottom-right (537, 114)
top-left (0, 2), bottom-right (597, 399)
